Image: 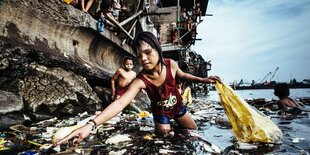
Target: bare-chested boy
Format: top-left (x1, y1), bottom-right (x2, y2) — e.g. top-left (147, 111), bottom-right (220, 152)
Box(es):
top-left (274, 83), bottom-right (306, 114)
top-left (111, 56), bottom-right (136, 101)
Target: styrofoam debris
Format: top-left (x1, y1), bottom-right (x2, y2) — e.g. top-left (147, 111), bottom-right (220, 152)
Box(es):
top-left (139, 126), bottom-right (153, 131)
top-left (105, 116), bottom-right (121, 125)
top-left (52, 125), bottom-right (80, 143)
top-left (292, 137), bottom-right (305, 144)
top-left (159, 149), bottom-right (178, 154)
top-left (108, 149), bottom-right (127, 155)
top-left (105, 134), bottom-right (131, 144)
top-left (237, 142), bottom-right (257, 150)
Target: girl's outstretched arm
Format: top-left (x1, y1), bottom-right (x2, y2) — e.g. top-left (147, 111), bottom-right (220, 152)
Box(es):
top-left (171, 59), bottom-right (220, 84)
top-left (55, 78), bottom-right (145, 145)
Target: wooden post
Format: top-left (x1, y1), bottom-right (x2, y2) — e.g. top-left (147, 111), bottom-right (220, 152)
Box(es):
top-left (105, 14), bottom-right (134, 40)
top-left (122, 19), bottom-right (138, 45)
top-left (120, 10), bottom-right (143, 26)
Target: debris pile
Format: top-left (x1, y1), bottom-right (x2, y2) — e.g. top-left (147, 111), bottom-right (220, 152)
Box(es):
top-left (0, 97), bottom-right (309, 154)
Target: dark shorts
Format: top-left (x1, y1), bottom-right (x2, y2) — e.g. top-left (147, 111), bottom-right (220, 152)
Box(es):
top-left (116, 87), bottom-right (128, 96)
top-left (153, 106), bottom-right (187, 124)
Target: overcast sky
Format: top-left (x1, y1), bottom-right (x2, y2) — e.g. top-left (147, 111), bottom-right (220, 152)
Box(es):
top-left (192, 0), bottom-right (310, 84)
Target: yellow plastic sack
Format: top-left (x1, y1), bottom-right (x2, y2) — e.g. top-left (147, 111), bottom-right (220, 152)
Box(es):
top-left (182, 87), bottom-right (192, 106)
top-left (215, 82), bottom-right (282, 143)
top-left (63, 0), bottom-right (71, 5)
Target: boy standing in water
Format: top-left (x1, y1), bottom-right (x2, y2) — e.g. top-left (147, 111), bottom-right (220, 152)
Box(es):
top-left (111, 56), bottom-right (136, 101)
top-left (56, 32), bottom-right (221, 145)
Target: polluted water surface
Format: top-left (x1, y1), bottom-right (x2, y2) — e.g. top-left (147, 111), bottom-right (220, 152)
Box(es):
top-left (0, 97), bottom-right (309, 155)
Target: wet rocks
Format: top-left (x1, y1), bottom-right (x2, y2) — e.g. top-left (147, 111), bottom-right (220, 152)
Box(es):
top-left (215, 115), bottom-right (231, 129)
top-left (20, 63), bottom-right (102, 114)
top-left (0, 0), bottom-right (140, 122)
top-left (0, 113), bottom-right (27, 130)
top-left (0, 90), bottom-right (26, 129)
top-left (0, 40), bottom-right (108, 117)
top-left (0, 90), bottom-right (23, 114)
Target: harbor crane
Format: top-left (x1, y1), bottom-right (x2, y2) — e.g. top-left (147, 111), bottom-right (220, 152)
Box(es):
top-left (259, 72), bottom-right (272, 84)
top-left (269, 67), bottom-right (279, 82)
top-left (258, 67), bottom-right (279, 84)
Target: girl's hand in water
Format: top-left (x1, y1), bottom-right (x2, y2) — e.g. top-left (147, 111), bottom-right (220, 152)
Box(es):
top-left (54, 123), bottom-right (93, 146)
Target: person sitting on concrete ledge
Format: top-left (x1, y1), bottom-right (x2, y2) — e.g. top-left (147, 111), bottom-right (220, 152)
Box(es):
top-left (62, 0), bottom-right (95, 14)
top-left (63, 0), bottom-right (79, 5)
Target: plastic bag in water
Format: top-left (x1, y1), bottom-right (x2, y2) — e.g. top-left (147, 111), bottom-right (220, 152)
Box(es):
top-left (215, 82), bottom-right (283, 143)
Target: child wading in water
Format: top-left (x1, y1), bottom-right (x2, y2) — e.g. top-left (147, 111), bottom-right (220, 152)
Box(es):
top-left (56, 32), bottom-right (221, 145)
top-left (111, 56), bottom-right (136, 101)
top-left (274, 83), bottom-right (305, 114)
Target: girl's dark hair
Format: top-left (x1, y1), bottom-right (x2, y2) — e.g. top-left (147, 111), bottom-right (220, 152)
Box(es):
top-left (133, 31), bottom-right (165, 67)
top-left (274, 83), bottom-right (290, 97)
top-left (122, 56), bottom-right (134, 66)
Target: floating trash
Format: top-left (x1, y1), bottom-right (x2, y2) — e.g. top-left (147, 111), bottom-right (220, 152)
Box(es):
top-left (105, 134), bottom-right (131, 145)
top-left (0, 139), bottom-right (13, 151)
top-left (188, 131), bottom-right (222, 154)
top-left (143, 134), bottom-right (155, 140)
top-left (0, 97), bottom-right (309, 154)
top-left (52, 125), bottom-right (80, 143)
top-left (291, 137), bottom-right (305, 144)
top-left (159, 149), bottom-right (178, 154)
top-left (108, 149), bottom-right (126, 155)
top-left (236, 142), bottom-right (258, 150)
top-left (9, 125), bottom-right (40, 135)
top-left (138, 111), bottom-right (151, 119)
top-left (18, 150), bottom-right (39, 155)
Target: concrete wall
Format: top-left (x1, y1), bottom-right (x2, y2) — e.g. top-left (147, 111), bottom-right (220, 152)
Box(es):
top-left (0, 0), bottom-right (135, 75)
